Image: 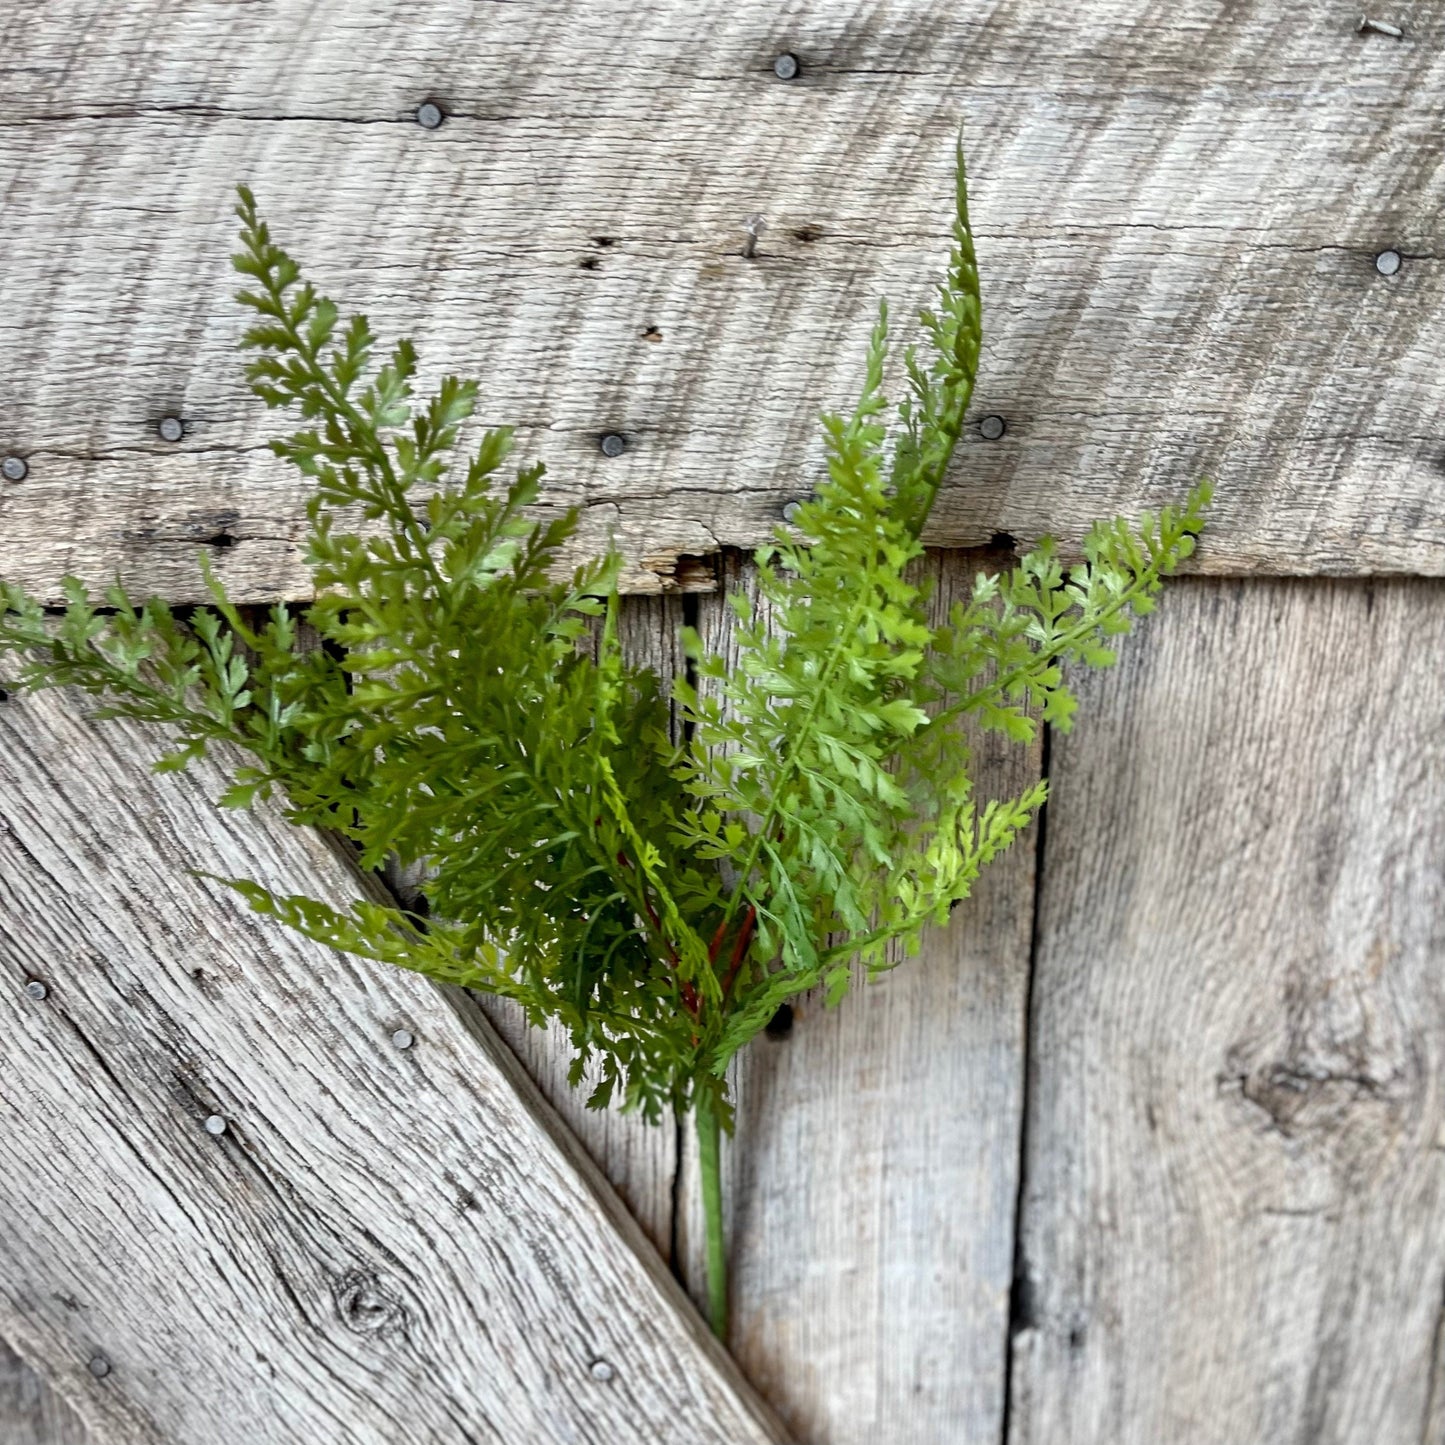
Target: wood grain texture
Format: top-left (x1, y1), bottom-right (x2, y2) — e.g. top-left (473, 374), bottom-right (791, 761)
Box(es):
top-left (1011, 578), bottom-right (1445, 1444)
top-left (0, 1339), bottom-right (92, 1445)
top-left (670, 551), bottom-right (1042, 1445)
top-left (2, 0), bottom-right (1443, 601)
top-left (0, 686), bottom-right (786, 1444)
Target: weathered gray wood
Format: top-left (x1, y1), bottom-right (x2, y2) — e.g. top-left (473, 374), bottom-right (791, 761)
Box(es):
top-left (0, 1339), bottom-right (92, 1445)
top-left (1011, 578), bottom-right (1445, 1444)
top-left (0, 685), bottom-right (787, 1444)
top-left (669, 551), bottom-right (1041, 1444)
top-left (2, 0), bottom-right (1443, 601)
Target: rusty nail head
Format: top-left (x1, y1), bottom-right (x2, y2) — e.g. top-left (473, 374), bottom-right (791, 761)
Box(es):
top-left (1375, 249), bottom-right (1402, 276)
top-left (980, 415), bottom-right (1007, 441)
top-left (774, 52), bottom-right (800, 80)
top-left (600, 433), bottom-right (626, 458)
top-left (391, 1028), bottom-right (415, 1050)
top-left (589, 1358), bottom-right (616, 1382)
top-left (157, 416), bottom-right (184, 443)
top-left (1, 456), bottom-right (27, 482)
top-left (416, 101), bottom-right (445, 130)
top-left (88, 1355), bottom-right (111, 1379)
top-left (25, 979), bottom-right (48, 1001)
top-left (204, 1114), bottom-right (227, 1136)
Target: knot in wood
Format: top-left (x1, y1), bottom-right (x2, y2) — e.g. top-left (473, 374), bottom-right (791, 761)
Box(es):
top-left (333, 1269), bottom-right (409, 1339)
top-left (1221, 1035), bottom-right (1413, 1147)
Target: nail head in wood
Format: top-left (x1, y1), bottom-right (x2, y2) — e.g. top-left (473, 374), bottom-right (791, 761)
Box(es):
top-left (1375, 248), bottom-right (1402, 276)
top-left (416, 101), bottom-right (445, 130)
top-left (1, 455), bottom-right (28, 482)
top-left (24, 979), bottom-right (49, 1000)
top-left (203, 1114), bottom-right (227, 1136)
top-left (391, 1028), bottom-right (415, 1050)
top-left (773, 52), bottom-right (800, 80)
top-left (589, 1358), bottom-right (616, 1382)
top-left (157, 416), bottom-right (184, 443)
top-left (980, 414), bottom-right (1007, 441)
top-left (599, 433), bottom-right (627, 458)
top-left (741, 213), bottom-right (767, 259)
top-left (87, 1355), bottom-right (111, 1379)
top-left (1357, 16), bottom-right (1404, 37)
top-left (782, 500), bottom-right (803, 523)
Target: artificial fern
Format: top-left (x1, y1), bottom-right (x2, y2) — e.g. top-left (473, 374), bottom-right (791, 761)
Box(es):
top-left (0, 141), bottom-right (1208, 1339)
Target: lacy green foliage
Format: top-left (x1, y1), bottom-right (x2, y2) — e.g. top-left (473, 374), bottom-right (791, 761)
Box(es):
top-left (0, 146), bottom-right (1209, 1134)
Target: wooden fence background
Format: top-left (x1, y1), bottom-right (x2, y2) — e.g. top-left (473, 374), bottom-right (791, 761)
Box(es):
top-left (2, 1), bottom-right (1442, 1441)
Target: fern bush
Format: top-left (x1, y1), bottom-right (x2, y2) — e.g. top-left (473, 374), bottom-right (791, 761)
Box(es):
top-left (0, 142), bottom-right (1208, 1339)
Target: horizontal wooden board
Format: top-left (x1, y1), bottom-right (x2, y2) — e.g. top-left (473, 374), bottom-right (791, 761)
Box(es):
top-left (1011, 578), bottom-right (1445, 1443)
top-left (0, 687), bottom-right (786, 1444)
top-left (1, 0), bottom-right (1443, 601)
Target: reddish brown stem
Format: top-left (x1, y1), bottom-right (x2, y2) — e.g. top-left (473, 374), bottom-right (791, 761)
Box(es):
top-left (721, 904), bottom-right (757, 1001)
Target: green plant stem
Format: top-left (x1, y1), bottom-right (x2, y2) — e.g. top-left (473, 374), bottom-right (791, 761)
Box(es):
top-left (695, 1094), bottom-right (727, 1340)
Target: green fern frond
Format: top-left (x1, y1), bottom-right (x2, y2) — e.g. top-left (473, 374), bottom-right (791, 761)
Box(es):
top-left (0, 139), bottom-right (1209, 1341)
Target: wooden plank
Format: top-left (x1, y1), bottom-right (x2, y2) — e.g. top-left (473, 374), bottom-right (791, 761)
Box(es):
top-left (0, 1339), bottom-right (92, 1445)
top-left (1010, 578), bottom-right (1445, 1443)
top-left (0, 685), bottom-right (787, 1444)
top-left (2, 1), bottom-right (1443, 601)
top-left (671, 551), bottom-right (1041, 1444)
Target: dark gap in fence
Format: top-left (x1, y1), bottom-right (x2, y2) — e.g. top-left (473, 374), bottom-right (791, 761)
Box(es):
top-left (1000, 718), bottom-right (1052, 1444)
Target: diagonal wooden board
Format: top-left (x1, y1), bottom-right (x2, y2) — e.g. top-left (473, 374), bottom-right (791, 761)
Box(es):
top-left (2, 0), bottom-right (1444, 601)
top-left (1011, 578), bottom-right (1445, 1443)
top-left (0, 1339), bottom-right (89, 1445)
top-left (0, 685), bottom-right (787, 1444)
